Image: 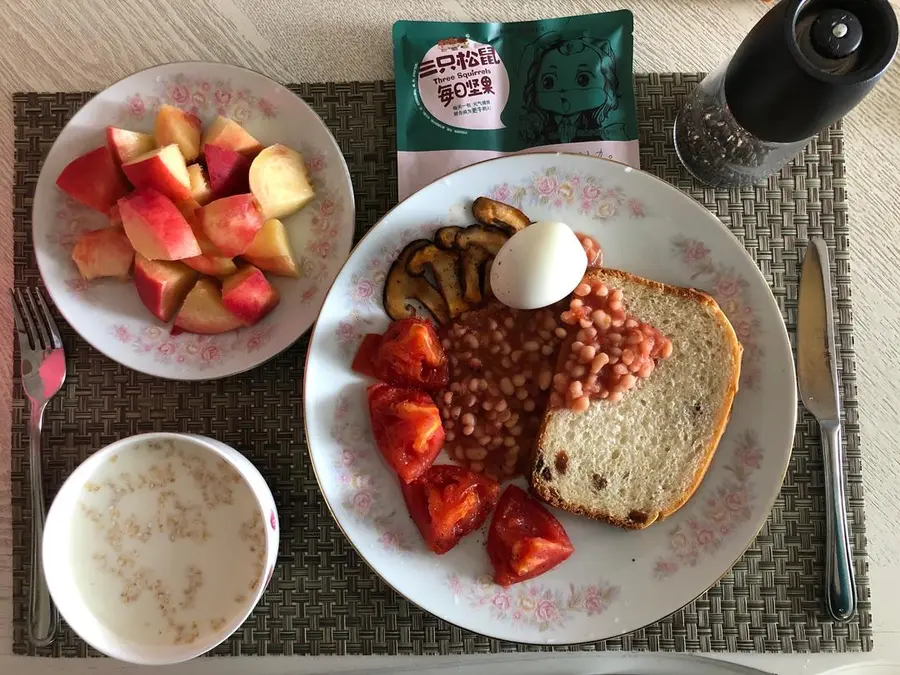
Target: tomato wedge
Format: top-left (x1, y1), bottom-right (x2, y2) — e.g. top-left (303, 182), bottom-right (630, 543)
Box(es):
top-left (487, 485), bottom-right (574, 586)
top-left (351, 333), bottom-right (382, 378)
top-left (367, 383), bottom-right (445, 484)
top-left (371, 318), bottom-right (449, 391)
top-left (401, 465), bottom-right (500, 554)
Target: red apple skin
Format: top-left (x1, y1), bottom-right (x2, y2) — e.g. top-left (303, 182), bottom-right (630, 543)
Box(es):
top-left (122, 145), bottom-right (192, 202)
top-left (71, 227), bottom-right (135, 280)
top-left (56, 146), bottom-right (130, 214)
top-left (196, 194), bottom-right (265, 257)
top-left (118, 188), bottom-right (201, 261)
top-left (108, 204), bottom-right (123, 228)
top-left (133, 254), bottom-right (198, 322)
top-left (204, 144), bottom-right (251, 197)
top-left (106, 127), bottom-right (156, 165)
top-left (221, 265), bottom-right (280, 325)
top-left (154, 105), bottom-right (202, 161)
top-left (173, 277), bottom-right (244, 335)
top-left (183, 227), bottom-right (238, 277)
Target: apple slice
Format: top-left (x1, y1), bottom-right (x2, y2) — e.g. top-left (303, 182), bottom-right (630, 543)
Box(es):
top-left (249, 144), bottom-right (315, 220)
top-left (118, 188), bottom-right (201, 261)
top-left (201, 116), bottom-right (263, 157)
top-left (243, 219), bottom-right (300, 278)
top-left (221, 265), bottom-right (280, 325)
top-left (106, 127), bottom-right (155, 165)
top-left (173, 277), bottom-right (244, 335)
top-left (122, 144), bottom-right (192, 202)
top-left (133, 254), bottom-right (198, 322)
top-left (205, 144), bottom-right (250, 197)
top-left (187, 164), bottom-right (213, 205)
top-left (154, 104), bottom-right (202, 162)
top-left (56, 146), bottom-right (130, 214)
top-left (196, 194), bottom-right (264, 257)
top-left (108, 204), bottom-right (123, 228)
top-left (71, 227), bottom-right (134, 280)
top-left (183, 227), bottom-right (238, 277)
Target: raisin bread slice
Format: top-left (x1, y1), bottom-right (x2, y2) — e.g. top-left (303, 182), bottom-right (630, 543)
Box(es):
top-left (530, 268), bottom-right (742, 530)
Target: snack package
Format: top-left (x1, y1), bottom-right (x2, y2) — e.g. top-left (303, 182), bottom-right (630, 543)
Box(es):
top-left (393, 11), bottom-right (639, 199)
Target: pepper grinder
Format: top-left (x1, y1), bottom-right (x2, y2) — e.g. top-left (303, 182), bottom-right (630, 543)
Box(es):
top-left (674, 0), bottom-right (898, 187)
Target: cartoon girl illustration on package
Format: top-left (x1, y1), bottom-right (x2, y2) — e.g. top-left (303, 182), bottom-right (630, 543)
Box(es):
top-left (519, 32), bottom-right (626, 144)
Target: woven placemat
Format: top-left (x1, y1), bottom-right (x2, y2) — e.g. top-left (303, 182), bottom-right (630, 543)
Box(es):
top-left (11, 73), bottom-right (870, 656)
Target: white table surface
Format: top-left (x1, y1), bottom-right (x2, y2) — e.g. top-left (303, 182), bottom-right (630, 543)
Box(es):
top-left (0, 1), bottom-right (899, 673)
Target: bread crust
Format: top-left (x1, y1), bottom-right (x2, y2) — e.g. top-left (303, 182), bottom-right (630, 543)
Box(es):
top-left (530, 268), bottom-right (743, 531)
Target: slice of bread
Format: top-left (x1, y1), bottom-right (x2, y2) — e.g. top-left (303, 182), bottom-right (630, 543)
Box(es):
top-left (530, 268), bottom-right (742, 530)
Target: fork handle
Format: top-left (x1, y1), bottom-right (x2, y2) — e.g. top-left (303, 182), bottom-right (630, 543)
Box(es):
top-left (28, 402), bottom-right (56, 647)
top-left (821, 420), bottom-right (857, 623)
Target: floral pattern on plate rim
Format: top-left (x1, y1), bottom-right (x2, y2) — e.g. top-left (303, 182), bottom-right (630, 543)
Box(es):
top-left (123, 73), bottom-right (278, 122)
top-left (488, 167), bottom-right (647, 220)
top-left (448, 574), bottom-right (620, 632)
top-left (671, 236), bottom-right (763, 389)
top-left (653, 430), bottom-right (762, 579)
top-left (110, 324), bottom-right (275, 369)
top-left (51, 145), bottom-right (341, 365)
top-left (330, 394), bottom-right (414, 555)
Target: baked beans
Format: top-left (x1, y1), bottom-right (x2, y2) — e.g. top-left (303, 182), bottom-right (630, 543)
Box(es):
top-left (436, 302), bottom-right (566, 479)
top-left (549, 278), bottom-right (673, 411)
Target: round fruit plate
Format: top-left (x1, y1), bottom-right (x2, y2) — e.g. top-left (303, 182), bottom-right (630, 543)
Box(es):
top-left (33, 61), bottom-right (354, 380)
top-left (304, 153), bottom-right (796, 644)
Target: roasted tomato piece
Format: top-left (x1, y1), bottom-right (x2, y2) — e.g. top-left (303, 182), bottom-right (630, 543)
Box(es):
top-left (401, 465), bottom-right (500, 554)
top-left (351, 333), bottom-right (382, 378)
top-left (487, 485), bottom-right (574, 586)
top-left (372, 318), bottom-right (449, 390)
top-left (367, 383), bottom-right (445, 483)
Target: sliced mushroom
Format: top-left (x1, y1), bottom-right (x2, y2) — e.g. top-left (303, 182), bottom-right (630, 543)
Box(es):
top-left (472, 197), bottom-right (531, 234)
top-left (384, 240), bottom-right (450, 324)
top-left (435, 226), bottom-right (463, 249)
top-left (455, 225), bottom-right (510, 256)
top-left (461, 245), bottom-right (492, 304)
top-left (407, 244), bottom-right (470, 318)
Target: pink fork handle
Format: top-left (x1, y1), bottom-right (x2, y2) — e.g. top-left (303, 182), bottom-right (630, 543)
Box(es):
top-left (28, 403), bottom-right (56, 647)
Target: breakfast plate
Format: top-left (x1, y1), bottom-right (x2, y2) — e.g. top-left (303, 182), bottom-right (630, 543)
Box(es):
top-left (33, 61), bottom-right (354, 380)
top-left (304, 153), bottom-right (796, 644)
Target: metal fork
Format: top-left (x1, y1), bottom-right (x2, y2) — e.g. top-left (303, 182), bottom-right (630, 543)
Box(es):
top-left (11, 288), bottom-right (65, 647)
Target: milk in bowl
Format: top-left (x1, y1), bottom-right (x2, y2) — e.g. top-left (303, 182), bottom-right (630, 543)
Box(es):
top-left (43, 433), bottom-right (278, 664)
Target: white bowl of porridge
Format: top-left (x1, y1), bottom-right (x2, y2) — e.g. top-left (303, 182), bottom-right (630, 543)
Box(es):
top-left (42, 433), bottom-right (279, 664)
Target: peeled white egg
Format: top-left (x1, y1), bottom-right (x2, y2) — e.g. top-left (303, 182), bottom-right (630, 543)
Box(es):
top-left (490, 220), bottom-right (588, 310)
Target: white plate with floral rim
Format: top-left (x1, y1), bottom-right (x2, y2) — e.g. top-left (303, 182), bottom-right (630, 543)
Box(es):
top-left (32, 61), bottom-right (354, 380)
top-left (304, 152), bottom-right (796, 644)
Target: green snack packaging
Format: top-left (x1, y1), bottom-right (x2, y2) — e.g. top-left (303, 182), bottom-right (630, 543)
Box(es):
top-left (393, 11), bottom-right (639, 199)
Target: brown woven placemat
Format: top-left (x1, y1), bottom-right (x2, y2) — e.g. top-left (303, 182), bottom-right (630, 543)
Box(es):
top-left (11, 73), bottom-right (870, 655)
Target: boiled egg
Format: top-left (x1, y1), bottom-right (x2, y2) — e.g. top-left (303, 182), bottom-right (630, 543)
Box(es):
top-left (490, 220), bottom-right (588, 310)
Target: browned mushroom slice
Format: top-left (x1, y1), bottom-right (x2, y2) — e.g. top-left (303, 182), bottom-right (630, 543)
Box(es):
top-left (435, 226), bottom-right (462, 249)
top-left (384, 240), bottom-right (450, 324)
top-left (472, 197), bottom-right (531, 234)
top-left (407, 244), bottom-right (470, 318)
top-left (461, 245), bottom-right (492, 304)
top-left (455, 224), bottom-right (510, 256)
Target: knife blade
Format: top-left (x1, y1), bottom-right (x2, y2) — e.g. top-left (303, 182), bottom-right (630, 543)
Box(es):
top-left (797, 237), bottom-right (857, 623)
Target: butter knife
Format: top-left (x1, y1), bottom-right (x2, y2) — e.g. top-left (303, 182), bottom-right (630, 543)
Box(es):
top-left (797, 237), bottom-right (856, 623)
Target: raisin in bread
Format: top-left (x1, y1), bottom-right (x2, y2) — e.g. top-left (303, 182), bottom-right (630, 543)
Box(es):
top-left (530, 268), bottom-right (742, 530)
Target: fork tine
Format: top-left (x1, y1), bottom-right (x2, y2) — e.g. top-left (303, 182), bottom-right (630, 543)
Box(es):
top-left (10, 290), bottom-right (34, 351)
top-left (33, 290), bottom-right (63, 349)
top-left (24, 289), bottom-right (52, 351)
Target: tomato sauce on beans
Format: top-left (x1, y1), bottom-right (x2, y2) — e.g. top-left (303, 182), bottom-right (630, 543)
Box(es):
top-left (551, 278), bottom-right (673, 410)
top-left (436, 303), bottom-right (566, 480)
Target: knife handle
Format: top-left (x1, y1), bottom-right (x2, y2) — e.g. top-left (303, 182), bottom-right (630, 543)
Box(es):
top-left (821, 420), bottom-right (857, 623)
